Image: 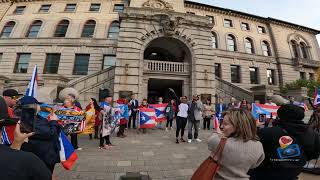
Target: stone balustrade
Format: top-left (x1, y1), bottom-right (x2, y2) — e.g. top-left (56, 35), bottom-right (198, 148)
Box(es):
top-left (144, 60), bottom-right (189, 74)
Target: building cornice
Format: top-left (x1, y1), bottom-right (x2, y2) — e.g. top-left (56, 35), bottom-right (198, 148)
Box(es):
top-left (184, 0), bottom-right (320, 35)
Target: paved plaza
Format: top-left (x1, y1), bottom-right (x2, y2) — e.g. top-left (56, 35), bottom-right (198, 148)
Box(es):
top-left (54, 126), bottom-right (318, 180)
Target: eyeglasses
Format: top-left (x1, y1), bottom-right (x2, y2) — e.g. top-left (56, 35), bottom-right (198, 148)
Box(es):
top-left (11, 96), bottom-right (20, 100)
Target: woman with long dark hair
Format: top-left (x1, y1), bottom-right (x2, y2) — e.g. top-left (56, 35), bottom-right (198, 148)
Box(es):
top-left (86, 98), bottom-right (101, 140)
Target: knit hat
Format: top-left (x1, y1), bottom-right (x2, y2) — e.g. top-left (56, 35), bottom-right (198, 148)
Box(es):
top-left (277, 104), bottom-right (305, 121)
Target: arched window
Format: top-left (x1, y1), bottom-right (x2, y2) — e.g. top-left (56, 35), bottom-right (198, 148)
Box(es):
top-left (54, 20), bottom-right (69, 37)
top-left (262, 41), bottom-right (271, 56)
top-left (108, 21), bottom-right (120, 39)
top-left (0, 21), bottom-right (15, 38)
top-left (245, 38), bottom-right (254, 54)
top-left (211, 32), bottom-right (218, 49)
top-left (26, 20), bottom-right (42, 38)
top-left (81, 20), bottom-right (96, 37)
top-left (291, 40), bottom-right (299, 58)
top-left (300, 42), bottom-right (308, 59)
top-left (227, 34), bottom-right (236, 51)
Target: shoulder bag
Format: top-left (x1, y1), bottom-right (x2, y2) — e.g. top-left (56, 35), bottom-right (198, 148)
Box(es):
top-left (191, 137), bottom-right (227, 180)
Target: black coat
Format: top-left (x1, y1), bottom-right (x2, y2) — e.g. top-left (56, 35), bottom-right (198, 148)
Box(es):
top-left (249, 125), bottom-right (320, 180)
top-left (22, 115), bottom-right (61, 169)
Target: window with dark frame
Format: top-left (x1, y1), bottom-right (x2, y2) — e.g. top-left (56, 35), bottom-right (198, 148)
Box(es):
top-left (81, 20), bottom-right (96, 37)
top-left (206, 15), bottom-right (214, 24)
top-left (224, 19), bottom-right (233, 27)
top-left (241, 22), bottom-right (250, 31)
top-left (14, 53), bottom-right (31, 73)
top-left (26, 20), bottom-right (42, 38)
top-left (300, 72), bottom-right (306, 80)
top-left (14, 6), bottom-right (26, 14)
top-left (65, 4), bottom-right (76, 12)
top-left (54, 20), bottom-right (69, 37)
top-left (39, 4), bottom-right (51, 13)
top-left (300, 42), bottom-right (308, 59)
top-left (227, 34), bottom-right (236, 51)
top-left (249, 67), bottom-right (259, 84)
top-left (211, 32), bottom-right (218, 49)
top-left (291, 40), bottom-right (299, 58)
top-left (309, 73), bottom-right (314, 81)
top-left (0, 53), bottom-right (3, 63)
top-left (0, 21), bottom-right (15, 38)
top-left (262, 41), bottom-right (271, 56)
top-left (108, 21), bottom-right (120, 39)
top-left (73, 54), bottom-right (90, 75)
top-left (44, 54), bottom-right (60, 74)
top-left (231, 65), bottom-right (240, 83)
top-left (103, 55), bottom-right (116, 69)
top-left (245, 38), bottom-right (254, 54)
top-left (258, 26), bottom-right (266, 34)
top-left (89, 3), bottom-right (101, 12)
top-left (267, 69), bottom-right (275, 85)
top-left (214, 63), bottom-right (221, 78)
top-left (114, 4), bottom-right (124, 13)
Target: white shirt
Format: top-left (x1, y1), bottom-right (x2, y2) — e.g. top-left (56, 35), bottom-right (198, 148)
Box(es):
top-left (177, 103), bottom-right (189, 118)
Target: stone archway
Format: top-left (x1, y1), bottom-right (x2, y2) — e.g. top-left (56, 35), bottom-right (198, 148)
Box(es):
top-left (141, 36), bottom-right (193, 101)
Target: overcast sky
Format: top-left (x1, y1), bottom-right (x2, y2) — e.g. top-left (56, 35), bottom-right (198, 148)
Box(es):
top-left (190, 0), bottom-right (320, 45)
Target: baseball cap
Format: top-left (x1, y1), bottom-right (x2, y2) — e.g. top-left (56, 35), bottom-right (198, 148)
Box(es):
top-left (19, 96), bottom-right (42, 105)
top-left (3, 89), bottom-right (23, 98)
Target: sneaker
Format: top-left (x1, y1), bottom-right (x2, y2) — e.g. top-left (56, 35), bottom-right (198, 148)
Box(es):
top-left (170, 127), bottom-right (173, 130)
top-left (165, 128), bottom-right (168, 132)
top-left (195, 138), bottom-right (202, 142)
top-left (176, 139), bottom-right (179, 144)
top-left (180, 138), bottom-right (186, 142)
top-left (187, 139), bottom-right (192, 143)
top-left (77, 148), bottom-right (83, 151)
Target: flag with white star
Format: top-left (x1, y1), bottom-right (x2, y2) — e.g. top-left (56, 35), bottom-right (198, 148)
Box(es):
top-left (139, 108), bottom-right (156, 128)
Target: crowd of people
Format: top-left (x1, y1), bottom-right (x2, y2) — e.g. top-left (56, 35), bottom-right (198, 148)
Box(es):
top-left (1, 87), bottom-right (320, 180)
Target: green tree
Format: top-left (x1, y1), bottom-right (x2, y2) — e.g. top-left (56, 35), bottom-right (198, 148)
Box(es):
top-left (280, 79), bottom-right (320, 97)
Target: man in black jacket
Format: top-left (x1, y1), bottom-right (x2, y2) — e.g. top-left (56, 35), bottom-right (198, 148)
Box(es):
top-left (249, 104), bottom-right (320, 180)
top-left (128, 94), bottom-right (139, 129)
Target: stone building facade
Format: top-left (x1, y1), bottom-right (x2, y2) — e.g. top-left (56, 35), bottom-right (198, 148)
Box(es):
top-left (0, 0), bottom-right (319, 105)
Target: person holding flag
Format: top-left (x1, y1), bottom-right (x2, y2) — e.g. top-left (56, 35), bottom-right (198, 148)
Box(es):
top-left (116, 98), bottom-right (129, 138)
top-left (85, 98), bottom-right (101, 140)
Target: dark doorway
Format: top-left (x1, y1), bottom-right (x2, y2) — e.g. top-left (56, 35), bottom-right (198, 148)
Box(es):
top-left (147, 79), bottom-right (183, 104)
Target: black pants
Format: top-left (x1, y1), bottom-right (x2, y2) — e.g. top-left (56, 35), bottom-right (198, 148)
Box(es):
top-left (70, 134), bottom-right (78, 149)
top-left (99, 134), bottom-right (111, 147)
top-left (166, 118), bottom-right (173, 128)
top-left (117, 124), bottom-right (126, 136)
top-left (128, 112), bottom-right (137, 128)
top-left (89, 126), bottom-right (99, 139)
top-left (203, 117), bottom-right (211, 129)
top-left (176, 116), bottom-right (187, 138)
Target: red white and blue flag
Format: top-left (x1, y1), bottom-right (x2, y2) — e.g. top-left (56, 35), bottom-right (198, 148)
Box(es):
top-left (313, 87), bottom-right (320, 106)
top-left (213, 116), bottom-right (220, 130)
top-left (251, 103), bottom-right (280, 120)
top-left (59, 132), bottom-right (78, 170)
top-left (25, 65), bottom-right (38, 98)
top-left (149, 103), bottom-right (168, 122)
top-left (139, 108), bottom-right (156, 128)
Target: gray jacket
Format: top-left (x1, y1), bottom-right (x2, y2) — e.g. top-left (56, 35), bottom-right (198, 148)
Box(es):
top-left (188, 100), bottom-right (203, 121)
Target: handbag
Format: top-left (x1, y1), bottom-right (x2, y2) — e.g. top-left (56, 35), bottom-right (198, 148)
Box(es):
top-left (191, 137), bottom-right (227, 180)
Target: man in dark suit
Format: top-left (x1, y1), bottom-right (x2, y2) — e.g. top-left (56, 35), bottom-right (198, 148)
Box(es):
top-left (215, 98), bottom-right (227, 126)
top-left (128, 94), bottom-right (139, 129)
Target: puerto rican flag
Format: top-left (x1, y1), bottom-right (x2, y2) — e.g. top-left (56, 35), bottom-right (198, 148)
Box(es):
top-left (252, 103), bottom-right (280, 120)
top-left (313, 88), bottom-right (320, 106)
top-left (213, 116), bottom-right (220, 130)
top-left (139, 108), bottom-right (156, 128)
top-left (25, 65), bottom-right (38, 98)
top-left (149, 103), bottom-right (168, 122)
top-left (59, 132), bottom-right (78, 170)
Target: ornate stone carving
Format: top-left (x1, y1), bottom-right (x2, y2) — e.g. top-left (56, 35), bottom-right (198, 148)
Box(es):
top-left (157, 14), bottom-right (183, 36)
top-left (143, 0), bottom-right (173, 10)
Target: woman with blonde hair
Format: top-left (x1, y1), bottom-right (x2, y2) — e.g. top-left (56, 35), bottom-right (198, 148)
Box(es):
top-left (207, 109), bottom-right (264, 180)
